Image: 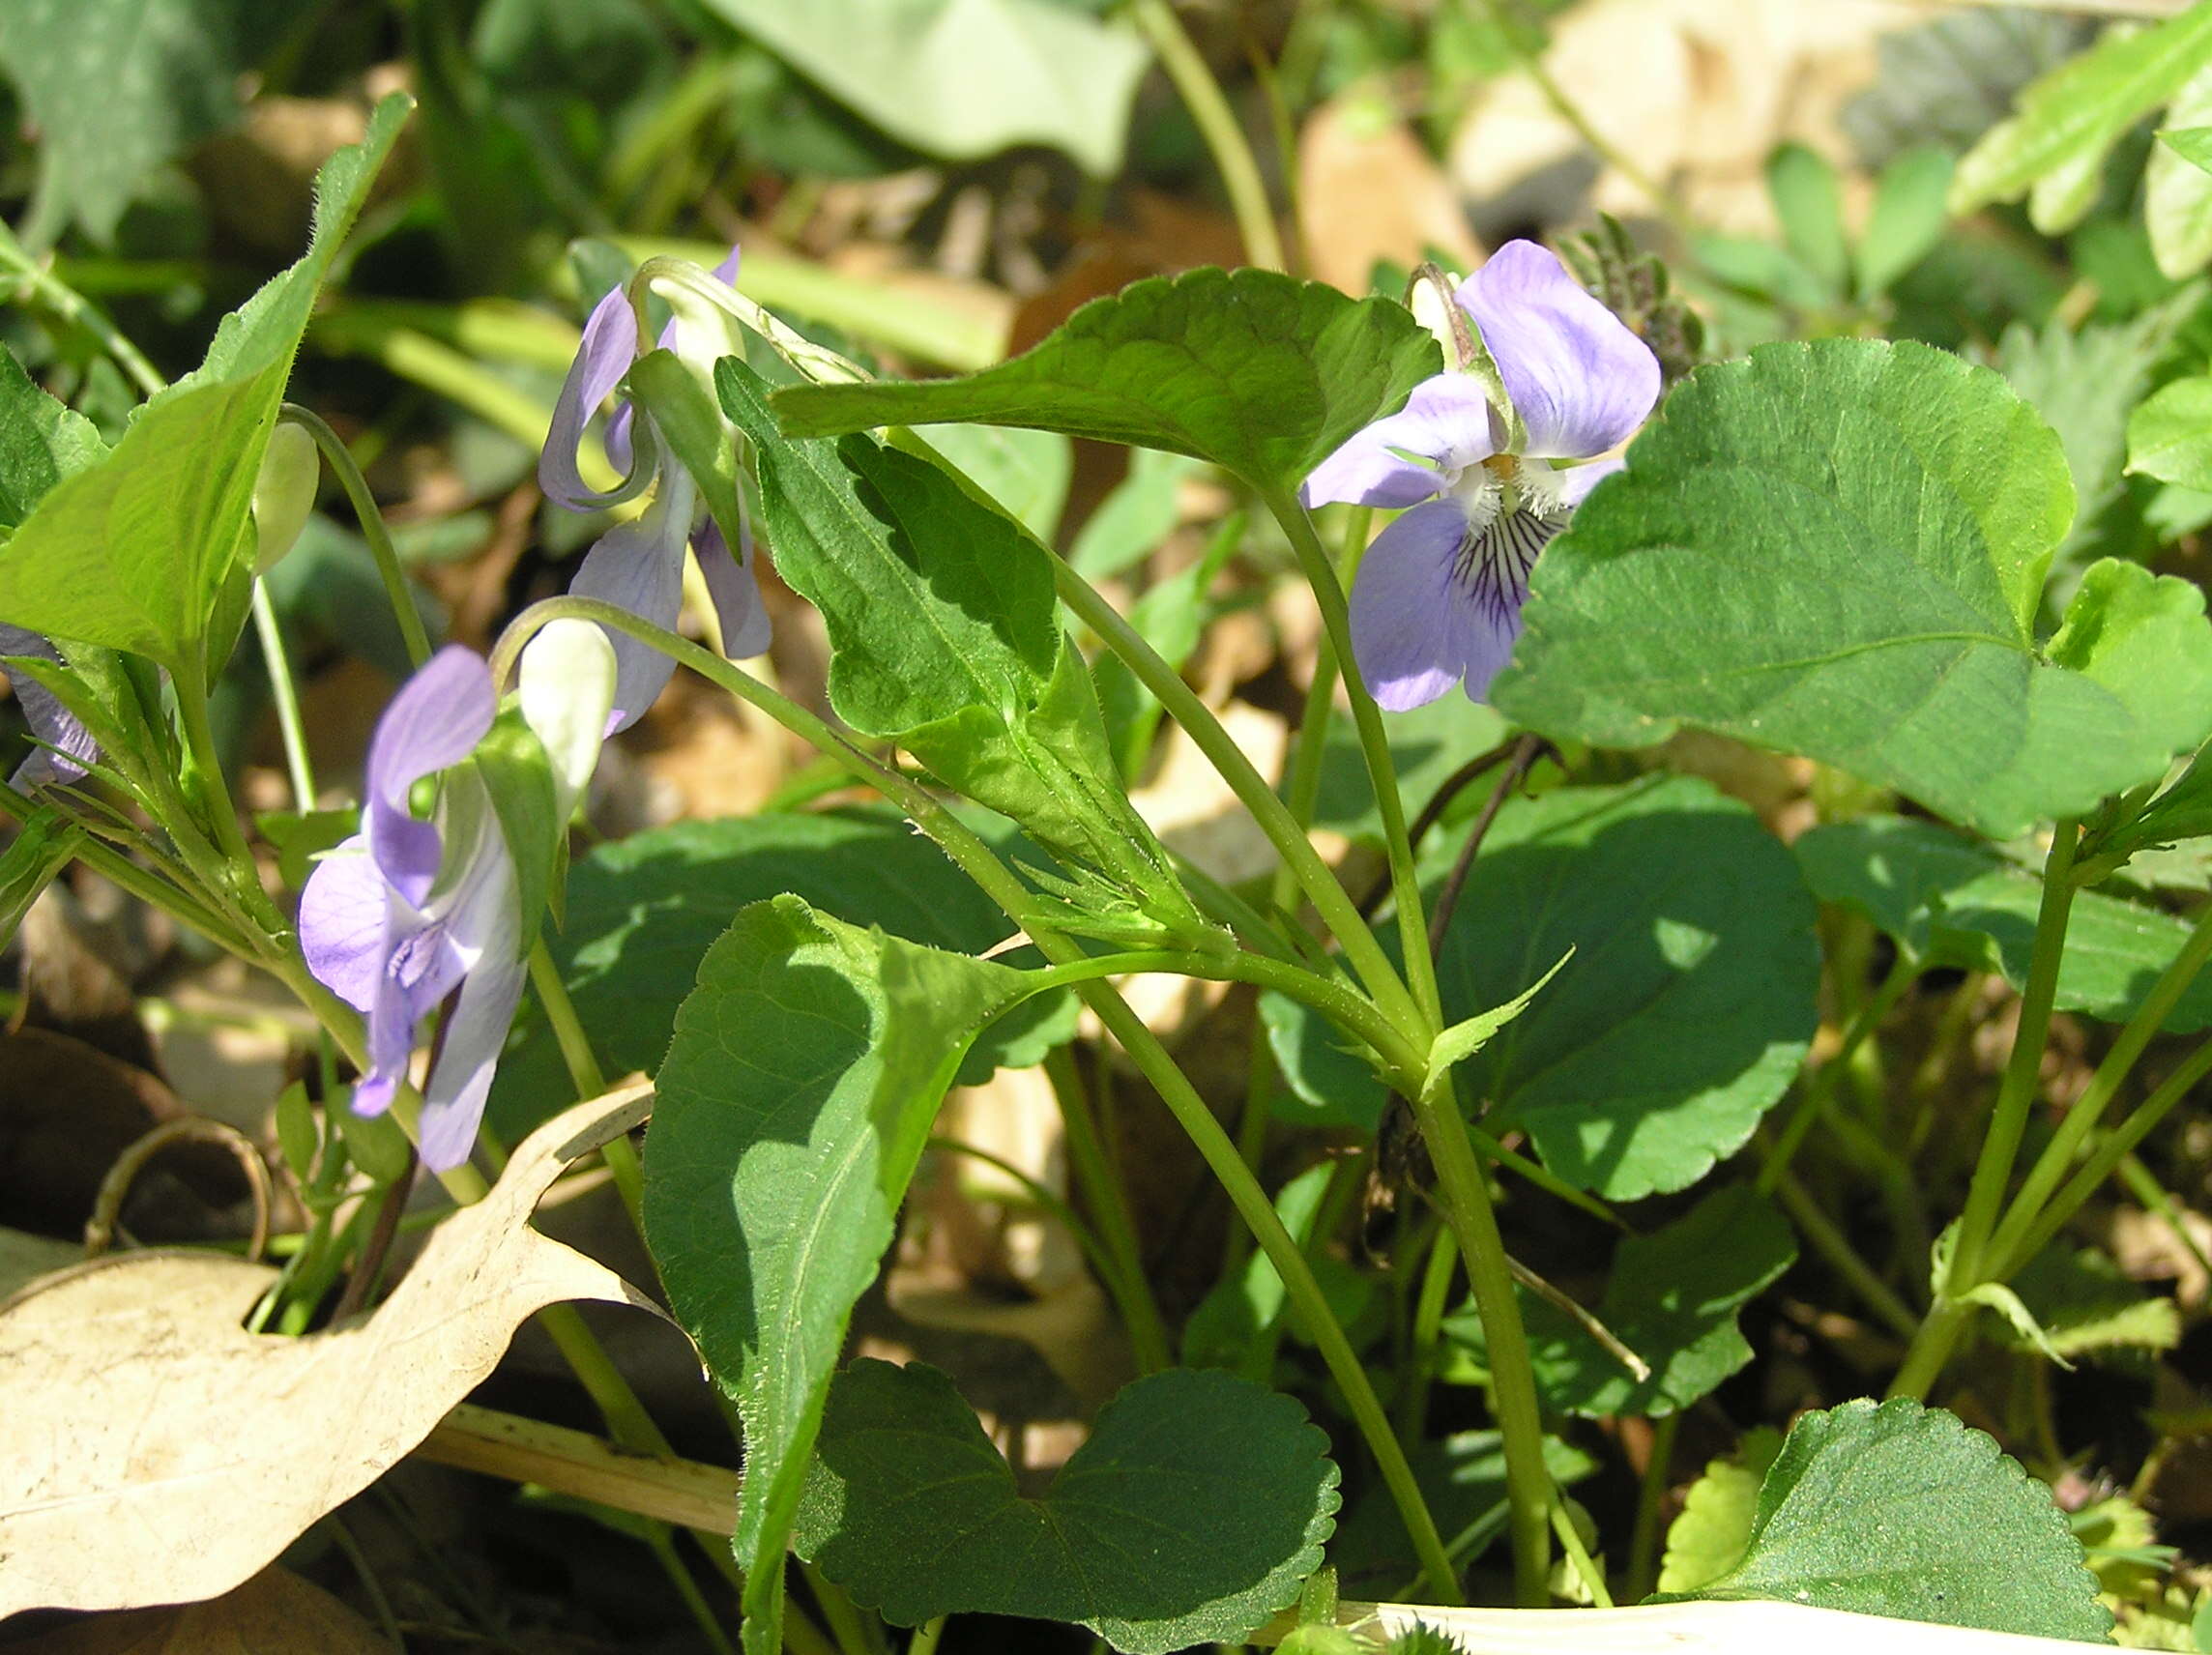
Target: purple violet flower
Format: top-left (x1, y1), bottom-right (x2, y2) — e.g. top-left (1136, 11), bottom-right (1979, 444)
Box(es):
top-left (1302, 240), bottom-right (1662, 709)
top-left (1, 624), bottom-right (99, 790)
top-left (540, 247), bottom-right (771, 732)
top-left (299, 647), bottom-right (525, 1172)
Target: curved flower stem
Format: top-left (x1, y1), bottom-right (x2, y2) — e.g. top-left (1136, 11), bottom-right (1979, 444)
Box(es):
top-left (1047, 555), bottom-right (1425, 1039)
top-left (491, 595), bottom-right (1465, 1604)
top-left (1269, 485), bottom-right (1552, 1600)
top-left (1045, 1043), bottom-right (1174, 1376)
top-left (1262, 488), bottom-right (1443, 1032)
top-left (1126, 0), bottom-right (1287, 274)
top-left (171, 656), bottom-right (287, 941)
top-left (1893, 820), bottom-right (2081, 1400)
top-left (525, 939), bottom-right (651, 1228)
top-left (279, 403), bottom-right (434, 670)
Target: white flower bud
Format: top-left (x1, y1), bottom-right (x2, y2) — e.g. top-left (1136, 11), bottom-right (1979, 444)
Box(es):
top-left (519, 620), bottom-right (617, 822)
top-left (252, 421), bottom-right (320, 575)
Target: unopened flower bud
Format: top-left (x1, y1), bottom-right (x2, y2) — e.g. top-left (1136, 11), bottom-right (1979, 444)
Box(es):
top-left (519, 619), bottom-right (617, 822)
top-left (252, 421), bottom-right (320, 575)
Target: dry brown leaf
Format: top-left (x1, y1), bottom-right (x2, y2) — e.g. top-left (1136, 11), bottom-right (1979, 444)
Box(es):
top-left (1298, 92), bottom-right (1484, 294)
top-left (6, 1567), bottom-right (392, 1654)
top-left (0, 1083), bottom-right (659, 1618)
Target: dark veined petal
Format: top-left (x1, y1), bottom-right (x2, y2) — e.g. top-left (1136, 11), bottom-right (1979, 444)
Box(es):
top-left (568, 474), bottom-right (693, 732)
top-left (1451, 497), bottom-right (1561, 703)
top-left (1300, 372), bottom-right (1498, 509)
top-left (0, 624), bottom-right (98, 789)
top-left (1457, 241), bottom-right (1660, 460)
top-left (364, 646), bottom-right (496, 909)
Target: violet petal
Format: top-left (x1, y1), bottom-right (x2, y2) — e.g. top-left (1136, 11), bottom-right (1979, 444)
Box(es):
top-left (1347, 499), bottom-right (1482, 711)
top-left (1557, 454), bottom-right (1626, 508)
top-left (1300, 373), bottom-right (1499, 509)
top-left (541, 284), bottom-right (644, 512)
top-left (297, 837), bottom-right (388, 1012)
top-left (364, 646), bottom-right (496, 909)
top-left (1456, 241), bottom-right (1660, 461)
top-left (570, 479), bottom-right (692, 732)
top-left (0, 624), bottom-right (97, 789)
top-left (694, 514), bottom-right (772, 659)
top-left (415, 826), bottom-right (523, 1171)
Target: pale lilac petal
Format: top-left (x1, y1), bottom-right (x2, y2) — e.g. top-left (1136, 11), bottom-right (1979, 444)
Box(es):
top-left (364, 647), bottom-right (495, 907)
top-left (1457, 241), bottom-right (1660, 460)
top-left (1300, 374), bottom-right (1498, 508)
top-left (542, 284), bottom-right (643, 512)
top-left (605, 402), bottom-right (635, 477)
top-left (1556, 454), bottom-right (1626, 508)
top-left (298, 837), bottom-right (387, 1010)
top-left (694, 515), bottom-right (772, 659)
top-left (416, 832), bottom-right (523, 1172)
top-left (1348, 500), bottom-right (1479, 711)
top-left (570, 483), bottom-right (691, 732)
top-left (1, 625), bottom-right (97, 789)
top-left (711, 244), bottom-right (742, 286)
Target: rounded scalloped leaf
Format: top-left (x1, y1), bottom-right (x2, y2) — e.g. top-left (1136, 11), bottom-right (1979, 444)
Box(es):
top-left (1657, 1396), bottom-right (2110, 1644)
top-left (795, 1360), bottom-right (1340, 1653)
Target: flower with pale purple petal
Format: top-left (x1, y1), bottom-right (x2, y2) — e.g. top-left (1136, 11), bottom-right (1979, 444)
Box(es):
top-left (299, 647), bottom-right (528, 1172)
top-left (1302, 240), bottom-right (1662, 709)
top-left (541, 247), bottom-right (771, 732)
top-left (1, 624), bottom-right (99, 790)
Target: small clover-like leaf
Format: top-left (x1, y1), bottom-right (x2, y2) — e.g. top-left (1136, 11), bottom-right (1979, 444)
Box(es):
top-left (771, 267), bottom-right (1441, 496)
top-left (796, 1360), bottom-right (1339, 1654)
top-left (1659, 1397), bottom-right (2111, 1643)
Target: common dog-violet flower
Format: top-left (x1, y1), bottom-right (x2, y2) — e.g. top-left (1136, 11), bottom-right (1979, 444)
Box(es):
top-left (298, 648), bottom-right (529, 1171)
top-left (1302, 240), bottom-right (1661, 709)
top-left (0, 624), bottom-right (98, 790)
top-left (540, 248), bottom-right (771, 731)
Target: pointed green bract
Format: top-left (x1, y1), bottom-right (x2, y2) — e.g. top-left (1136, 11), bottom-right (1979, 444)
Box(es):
top-left (770, 267), bottom-right (1441, 495)
top-left (721, 356), bottom-right (1208, 944)
top-left (643, 896), bottom-right (1047, 1654)
top-left (1659, 1398), bottom-right (2111, 1642)
top-left (0, 94), bottom-right (411, 675)
top-left (0, 348), bottom-right (105, 534)
top-left (1495, 339), bottom-right (2212, 839)
top-left (795, 1359), bottom-right (1339, 1653)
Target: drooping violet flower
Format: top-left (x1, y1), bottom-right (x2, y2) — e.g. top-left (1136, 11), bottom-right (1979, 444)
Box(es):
top-left (1302, 240), bottom-right (1661, 709)
top-left (540, 247), bottom-right (771, 731)
top-left (299, 647), bottom-right (526, 1172)
top-left (0, 624), bottom-right (99, 790)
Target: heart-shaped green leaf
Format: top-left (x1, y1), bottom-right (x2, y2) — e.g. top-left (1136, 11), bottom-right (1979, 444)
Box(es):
top-left (1266, 776), bottom-right (1819, 1199)
top-left (0, 94), bottom-right (410, 675)
top-left (1796, 815), bottom-right (2212, 1031)
top-left (796, 1360), bottom-right (1339, 1653)
top-left (1494, 339), bottom-right (2212, 839)
top-left (643, 896), bottom-right (1049, 1655)
top-left (771, 267), bottom-right (1441, 496)
top-left (1657, 1397), bottom-right (2110, 1643)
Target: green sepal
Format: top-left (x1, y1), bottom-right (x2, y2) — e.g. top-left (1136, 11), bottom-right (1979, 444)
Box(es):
top-left (473, 706), bottom-right (562, 943)
top-left (0, 800), bottom-right (83, 953)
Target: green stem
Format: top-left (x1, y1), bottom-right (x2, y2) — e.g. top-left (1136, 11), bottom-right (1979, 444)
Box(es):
top-left (1044, 1043), bottom-right (1175, 1374)
top-left (1553, 1500), bottom-right (1612, 1608)
top-left (1126, 0), bottom-right (1286, 273)
top-left (645, 1529), bottom-right (738, 1655)
top-left (0, 221), bottom-right (166, 397)
top-left (1625, 1413), bottom-right (1678, 1603)
top-left (1888, 1296), bottom-right (1974, 1403)
top-left (1047, 559), bottom-right (1424, 1037)
top-left (1769, 1167), bottom-right (1921, 1342)
top-left (928, 1133), bottom-right (1124, 1299)
top-left (1758, 948), bottom-right (1921, 1197)
top-left (1945, 821), bottom-right (2081, 1292)
top-left (0, 779), bottom-right (253, 956)
top-left (1998, 1034), bottom-right (2212, 1275)
top-left (1264, 488), bottom-right (1443, 1031)
top-left (907, 1616), bottom-right (947, 1655)
top-left (1397, 1225), bottom-right (1457, 1440)
top-left (251, 580), bottom-right (318, 809)
top-left (526, 940), bottom-right (647, 1229)
top-left (171, 657), bottom-right (284, 937)
top-left (280, 404), bottom-right (434, 670)
top-left (490, 596), bottom-right (1464, 1604)
top-left (1985, 899), bottom-right (2212, 1274)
